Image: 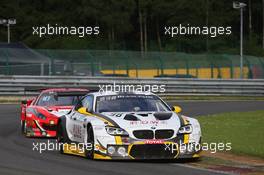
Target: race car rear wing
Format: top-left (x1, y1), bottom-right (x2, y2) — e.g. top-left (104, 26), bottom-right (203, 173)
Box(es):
top-left (55, 91), bottom-right (88, 97)
top-left (24, 87), bottom-right (98, 92)
top-left (23, 87), bottom-right (98, 97)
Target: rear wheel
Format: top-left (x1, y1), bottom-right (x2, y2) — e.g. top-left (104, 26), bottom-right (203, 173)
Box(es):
top-left (57, 117), bottom-right (70, 154)
top-left (57, 123), bottom-right (66, 154)
top-left (21, 120), bottom-right (25, 134)
top-left (21, 120), bottom-right (28, 136)
top-left (85, 125), bottom-right (94, 159)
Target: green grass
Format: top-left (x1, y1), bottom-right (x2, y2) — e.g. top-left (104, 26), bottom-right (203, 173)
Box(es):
top-left (198, 110), bottom-right (264, 158)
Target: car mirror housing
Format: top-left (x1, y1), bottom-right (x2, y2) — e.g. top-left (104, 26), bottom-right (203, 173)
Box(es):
top-left (78, 107), bottom-right (92, 115)
top-left (172, 106), bottom-right (182, 113)
top-left (78, 107), bottom-right (88, 114)
top-left (22, 99), bottom-right (34, 106)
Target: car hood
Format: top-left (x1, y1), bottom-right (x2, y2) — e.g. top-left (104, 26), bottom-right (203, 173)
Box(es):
top-left (46, 106), bottom-right (73, 117)
top-left (100, 111), bottom-right (182, 131)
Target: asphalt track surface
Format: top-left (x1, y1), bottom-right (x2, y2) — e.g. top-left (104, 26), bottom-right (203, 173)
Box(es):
top-left (0, 101), bottom-right (263, 175)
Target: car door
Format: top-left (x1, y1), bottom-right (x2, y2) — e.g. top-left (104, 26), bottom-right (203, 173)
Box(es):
top-left (67, 95), bottom-right (94, 143)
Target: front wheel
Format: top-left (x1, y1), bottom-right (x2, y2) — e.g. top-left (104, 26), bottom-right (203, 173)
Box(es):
top-left (57, 123), bottom-right (66, 154)
top-left (85, 125), bottom-right (94, 159)
top-left (57, 118), bottom-right (70, 154)
top-left (21, 120), bottom-right (25, 134)
top-left (21, 120), bottom-right (28, 136)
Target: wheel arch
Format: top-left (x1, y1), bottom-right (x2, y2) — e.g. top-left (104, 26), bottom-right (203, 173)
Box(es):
top-left (57, 115), bottom-right (70, 143)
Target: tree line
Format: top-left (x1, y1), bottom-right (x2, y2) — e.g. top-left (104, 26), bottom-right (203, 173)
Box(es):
top-left (0, 0), bottom-right (264, 56)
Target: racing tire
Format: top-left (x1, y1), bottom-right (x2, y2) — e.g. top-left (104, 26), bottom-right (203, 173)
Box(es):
top-left (21, 120), bottom-right (25, 134)
top-left (57, 122), bottom-right (69, 154)
top-left (85, 125), bottom-right (94, 159)
top-left (21, 120), bottom-right (28, 137)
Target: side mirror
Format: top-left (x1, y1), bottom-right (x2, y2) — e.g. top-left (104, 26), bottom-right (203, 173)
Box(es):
top-left (77, 107), bottom-right (92, 115)
top-left (21, 100), bottom-right (27, 105)
top-left (22, 99), bottom-right (34, 106)
top-left (172, 106), bottom-right (182, 113)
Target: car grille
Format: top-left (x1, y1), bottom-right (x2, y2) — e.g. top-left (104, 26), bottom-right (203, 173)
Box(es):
top-left (155, 130), bottom-right (174, 139)
top-left (133, 130), bottom-right (174, 139)
top-left (133, 130), bottom-right (154, 139)
top-left (129, 144), bottom-right (177, 159)
top-left (42, 124), bottom-right (57, 131)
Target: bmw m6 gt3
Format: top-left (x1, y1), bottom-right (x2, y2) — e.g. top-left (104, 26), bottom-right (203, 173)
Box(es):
top-left (57, 91), bottom-right (201, 160)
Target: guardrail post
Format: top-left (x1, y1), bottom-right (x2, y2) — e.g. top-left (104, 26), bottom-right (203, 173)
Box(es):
top-left (230, 61), bottom-right (234, 79)
top-left (122, 51), bottom-right (129, 76)
top-left (135, 64), bottom-right (139, 78)
top-left (210, 63), bottom-right (214, 78)
top-left (46, 50), bottom-right (54, 76)
top-left (159, 57), bottom-right (164, 75)
top-left (258, 57), bottom-right (264, 78)
top-left (126, 60), bottom-right (129, 77)
top-left (86, 51), bottom-right (95, 76)
top-left (4, 49), bottom-right (10, 75)
top-left (195, 65), bottom-right (199, 77)
top-left (40, 63), bottom-right (44, 75)
top-left (245, 56), bottom-right (253, 79)
top-left (185, 59), bottom-right (189, 76)
top-left (217, 66), bottom-right (222, 79)
top-left (91, 60), bottom-right (95, 76)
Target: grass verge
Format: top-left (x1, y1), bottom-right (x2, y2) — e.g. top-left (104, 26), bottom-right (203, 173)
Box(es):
top-left (198, 110), bottom-right (264, 158)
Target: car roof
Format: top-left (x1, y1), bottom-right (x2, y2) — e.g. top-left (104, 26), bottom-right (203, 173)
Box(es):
top-left (41, 88), bottom-right (89, 93)
top-left (89, 91), bottom-right (155, 97)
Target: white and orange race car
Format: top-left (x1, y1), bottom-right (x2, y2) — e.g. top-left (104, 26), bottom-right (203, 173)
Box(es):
top-left (57, 91), bottom-right (202, 160)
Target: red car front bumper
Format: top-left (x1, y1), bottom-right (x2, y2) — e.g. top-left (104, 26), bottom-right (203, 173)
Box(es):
top-left (25, 117), bottom-right (58, 137)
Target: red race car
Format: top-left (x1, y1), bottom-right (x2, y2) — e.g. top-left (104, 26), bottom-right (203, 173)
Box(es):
top-left (20, 88), bottom-right (89, 137)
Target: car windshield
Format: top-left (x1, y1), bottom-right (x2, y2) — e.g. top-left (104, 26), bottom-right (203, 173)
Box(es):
top-left (37, 94), bottom-right (82, 106)
top-left (96, 94), bottom-right (169, 112)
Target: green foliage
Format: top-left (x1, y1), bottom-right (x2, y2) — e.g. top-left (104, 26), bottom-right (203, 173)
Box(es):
top-left (0, 0), bottom-right (263, 56)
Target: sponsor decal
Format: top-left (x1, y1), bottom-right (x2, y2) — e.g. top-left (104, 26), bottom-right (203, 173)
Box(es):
top-left (130, 120), bottom-right (167, 125)
top-left (145, 139), bottom-right (164, 144)
top-left (72, 124), bottom-right (82, 138)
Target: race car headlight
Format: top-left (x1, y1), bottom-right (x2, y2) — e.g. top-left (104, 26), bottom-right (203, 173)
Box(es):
top-left (178, 125), bottom-right (193, 134)
top-left (105, 126), bottom-right (129, 136)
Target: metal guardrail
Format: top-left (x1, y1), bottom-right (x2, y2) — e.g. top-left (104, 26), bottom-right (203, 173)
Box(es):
top-left (0, 76), bottom-right (263, 96)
